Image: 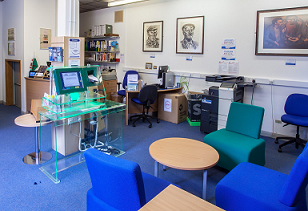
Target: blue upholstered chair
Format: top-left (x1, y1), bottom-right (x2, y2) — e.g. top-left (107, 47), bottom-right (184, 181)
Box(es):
top-left (84, 148), bottom-right (172, 211)
top-left (130, 85), bottom-right (160, 128)
top-left (117, 70), bottom-right (139, 97)
top-left (203, 102), bottom-right (265, 171)
top-left (275, 93), bottom-right (308, 152)
top-left (215, 145), bottom-right (308, 211)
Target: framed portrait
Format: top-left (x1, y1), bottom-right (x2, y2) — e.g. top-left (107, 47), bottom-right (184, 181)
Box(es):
top-left (8, 28), bottom-right (15, 41)
top-left (176, 16), bottom-right (204, 54)
top-left (256, 6), bottom-right (308, 56)
top-left (145, 62), bottom-right (153, 69)
top-left (143, 21), bottom-right (163, 52)
top-left (40, 28), bottom-right (51, 50)
top-left (8, 42), bottom-right (15, 56)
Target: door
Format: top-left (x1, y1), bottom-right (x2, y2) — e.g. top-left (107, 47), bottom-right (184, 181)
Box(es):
top-left (5, 59), bottom-right (21, 109)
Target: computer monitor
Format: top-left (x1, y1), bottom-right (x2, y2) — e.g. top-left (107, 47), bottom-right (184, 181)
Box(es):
top-left (158, 66), bottom-right (168, 79)
top-left (53, 67), bottom-right (88, 95)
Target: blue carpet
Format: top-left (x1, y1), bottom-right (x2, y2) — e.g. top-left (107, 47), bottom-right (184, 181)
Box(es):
top-left (0, 104), bottom-right (305, 210)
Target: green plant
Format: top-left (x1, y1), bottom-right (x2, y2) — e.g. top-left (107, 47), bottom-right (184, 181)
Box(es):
top-left (180, 75), bottom-right (189, 93)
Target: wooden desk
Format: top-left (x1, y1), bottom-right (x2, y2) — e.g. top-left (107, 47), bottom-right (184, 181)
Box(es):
top-left (139, 184), bottom-right (224, 211)
top-left (149, 138), bottom-right (219, 200)
top-left (25, 77), bottom-right (50, 112)
top-left (125, 87), bottom-right (182, 125)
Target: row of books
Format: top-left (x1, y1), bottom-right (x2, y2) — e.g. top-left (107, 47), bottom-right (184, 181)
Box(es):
top-left (85, 40), bottom-right (119, 52)
top-left (86, 52), bottom-right (117, 62)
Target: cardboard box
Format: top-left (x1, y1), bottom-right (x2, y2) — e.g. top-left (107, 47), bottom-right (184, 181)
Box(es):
top-left (158, 93), bottom-right (187, 124)
top-left (30, 99), bottom-right (46, 122)
top-left (187, 91), bottom-right (203, 122)
top-left (111, 92), bottom-right (123, 103)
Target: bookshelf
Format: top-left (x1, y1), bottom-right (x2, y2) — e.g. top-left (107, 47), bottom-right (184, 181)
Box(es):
top-left (85, 36), bottom-right (120, 65)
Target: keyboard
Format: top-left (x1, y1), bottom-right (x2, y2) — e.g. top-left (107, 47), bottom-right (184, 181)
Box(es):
top-left (149, 83), bottom-right (161, 89)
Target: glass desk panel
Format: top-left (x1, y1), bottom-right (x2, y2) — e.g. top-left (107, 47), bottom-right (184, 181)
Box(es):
top-left (39, 99), bottom-right (126, 183)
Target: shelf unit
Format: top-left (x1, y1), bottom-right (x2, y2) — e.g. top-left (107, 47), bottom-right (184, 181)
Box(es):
top-left (85, 36), bottom-right (120, 65)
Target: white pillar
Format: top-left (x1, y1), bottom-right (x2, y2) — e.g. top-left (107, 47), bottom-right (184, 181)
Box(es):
top-left (57, 0), bottom-right (79, 36)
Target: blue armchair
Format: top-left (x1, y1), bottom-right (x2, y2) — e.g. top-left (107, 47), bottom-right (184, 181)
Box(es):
top-left (84, 148), bottom-right (172, 211)
top-left (117, 70), bottom-right (139, 97)
top-left (275, 93), bottom-right (308, 152)
top-left (215, 145), bottom-right (308, 211)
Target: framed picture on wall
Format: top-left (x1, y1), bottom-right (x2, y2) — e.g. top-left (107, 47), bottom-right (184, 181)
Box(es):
top-left (256, 6), bottom-right (308, 56)
top-left (176, 16), bottom-right (204, 54)
top-left (145, 62), bottom-right (153, 69)
top-left (143, 21), bottom-right (163, 52)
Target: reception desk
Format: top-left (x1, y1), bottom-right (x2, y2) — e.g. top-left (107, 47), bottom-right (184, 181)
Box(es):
top-left (125, 87), bottom-right (182, 125)
top-left (25, 77), bottom-right (50, 112)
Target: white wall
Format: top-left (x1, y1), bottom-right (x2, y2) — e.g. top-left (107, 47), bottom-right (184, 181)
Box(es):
top-left (1, 0), bottom-right (24, 105)
top-left (23, 0), bottom-right (56, 111)
top-left (0, 0), bottom-right (56, 111)
top-left (79, 0), bottom-right (308, 138)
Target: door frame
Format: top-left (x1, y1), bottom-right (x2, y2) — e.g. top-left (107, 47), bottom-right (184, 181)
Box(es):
top-left (5, 59), bottom-right (22, 109)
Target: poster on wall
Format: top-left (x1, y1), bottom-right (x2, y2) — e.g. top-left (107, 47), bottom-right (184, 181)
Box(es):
top-left (69, 38), bottom-right (81, 58)
top-left (8, 43), bottom-right (15, 55)
top-left (143, 21), bottom-right (163, 52)
top-left (40, 28), bottom-right (51, 49)
top-left (176, 16), bottom-right (204, 54)
top-left (8, 28), bottom-right (15, 41)
top-left (256, 6), bottom-right (308, 56)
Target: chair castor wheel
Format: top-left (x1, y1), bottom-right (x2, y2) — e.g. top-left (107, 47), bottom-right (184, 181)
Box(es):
top-left (133, 124), bottom-right (136, 127)
top-left (275, 140), bottom-right (278, 144)
top-left (278, 148), bottom-right (282, 153)
top-left (149, 125), bottom-right (152, 128)
top-left (157, 119), bottom-right (160, 123)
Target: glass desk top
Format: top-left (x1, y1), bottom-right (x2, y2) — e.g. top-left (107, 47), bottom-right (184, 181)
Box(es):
top-left (38, 98), bottom-right (126, 184)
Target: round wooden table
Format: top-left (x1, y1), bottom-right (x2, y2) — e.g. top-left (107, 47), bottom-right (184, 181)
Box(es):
top-left (149, 137), bottom-right (219, 200)
top-left (14, 114), bottom-right (52, 165)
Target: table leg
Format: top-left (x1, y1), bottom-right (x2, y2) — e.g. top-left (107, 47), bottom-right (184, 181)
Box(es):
top-left (35, 126), bottom-right (39, 165)
top-left (202, 170), bottom-right (207, 200)
top-left (23, 125), bottom-right (52, 165)
top-left (154, 161), bottom-right (159, 177)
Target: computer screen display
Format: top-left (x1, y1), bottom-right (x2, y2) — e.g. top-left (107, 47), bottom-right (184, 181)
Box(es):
top-left (60, 71), bottom-right (83, 90)
top-left (158, 66), bottom-right (168, 79)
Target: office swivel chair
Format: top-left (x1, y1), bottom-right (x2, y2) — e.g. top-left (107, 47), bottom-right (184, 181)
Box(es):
top-left (129, 85), bottom-right (160, 128)
top-left (275, 93), bottom-right (308, 152)
top-left (117, 70), bottom-right (139, 97)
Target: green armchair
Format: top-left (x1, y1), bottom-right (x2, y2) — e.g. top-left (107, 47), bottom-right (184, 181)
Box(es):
top-left (203, 102), bottom-right (265, 171)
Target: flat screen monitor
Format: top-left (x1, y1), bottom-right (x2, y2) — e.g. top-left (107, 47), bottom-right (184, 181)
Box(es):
top-left (53, 67), bottom-right (88, 95)
top-left (158, 66), bottom-right (168, 79)
top-left (60, 71), bottom-right (84, 91)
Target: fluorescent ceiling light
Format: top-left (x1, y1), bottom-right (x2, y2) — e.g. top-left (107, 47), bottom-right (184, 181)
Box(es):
top-left (108, 0), bottom-right (148, 7)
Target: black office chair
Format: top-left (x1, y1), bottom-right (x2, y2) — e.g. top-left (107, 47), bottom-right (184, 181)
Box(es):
top-left (129, 85), bottom-right (160, 128)
top-left (275, 93), bottom-right (308, 152)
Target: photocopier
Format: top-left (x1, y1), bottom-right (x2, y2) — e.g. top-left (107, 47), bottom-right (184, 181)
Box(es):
top-left (200, 75), bottom-right (245, 134)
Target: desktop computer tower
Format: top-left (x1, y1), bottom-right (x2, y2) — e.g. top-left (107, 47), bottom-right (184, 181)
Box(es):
top-left (162, 72), bottom-right (174, 89)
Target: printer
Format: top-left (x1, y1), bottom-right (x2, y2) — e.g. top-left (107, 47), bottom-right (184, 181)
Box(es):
top-left (200, 75), bottom-right (244, 133)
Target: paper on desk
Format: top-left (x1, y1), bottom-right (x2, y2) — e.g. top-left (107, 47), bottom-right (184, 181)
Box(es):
top-left (88, 74), bottom-right (99, 82)
top-left (127, 74), bottom-right (138, 83)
